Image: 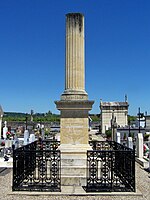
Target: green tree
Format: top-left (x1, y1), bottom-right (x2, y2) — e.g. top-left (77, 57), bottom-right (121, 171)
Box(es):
top-left (128, 115), bottom-right (136, 123)
top-left (105, 129), bottom-right (112, 139)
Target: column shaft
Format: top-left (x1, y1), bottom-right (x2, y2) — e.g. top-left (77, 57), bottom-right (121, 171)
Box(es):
top-left (65, 13), bottom-right (85, 91)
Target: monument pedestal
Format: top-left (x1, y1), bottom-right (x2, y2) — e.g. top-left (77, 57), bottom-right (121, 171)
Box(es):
top-left (55, 100), bottom-right (94, 186)
top-left (60, 144), bottom-right (91, 186)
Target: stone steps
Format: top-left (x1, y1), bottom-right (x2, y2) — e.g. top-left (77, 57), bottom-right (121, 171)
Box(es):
top-left (61, 158), bottom-right (87, 166)
top-left (61, 175), bottom-right (86, 186)
top-left (61, 158), bottom-right (87, 186)
top-left (61, 165), bottom-right (86, 176)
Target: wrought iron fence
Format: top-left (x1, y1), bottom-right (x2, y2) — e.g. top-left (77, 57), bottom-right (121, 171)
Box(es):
top-left (42, 139), bottom-right (60, 151)
top-left (86, 141), bottom-right (135, 192)
top-left (12, 140), bottom-right (61, 192)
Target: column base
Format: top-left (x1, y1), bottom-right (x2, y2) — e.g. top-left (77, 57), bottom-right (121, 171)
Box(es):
top-left (61, 89), bottom-right (88, 100)
top-left (60, 144), bottom-right (92, 186)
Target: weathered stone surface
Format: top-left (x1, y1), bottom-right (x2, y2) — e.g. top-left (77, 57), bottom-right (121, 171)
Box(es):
top-left (61, 13), bottom-right (88, 101)
top-left (55, 13), bottom-right (94, 186)
top-left (55, 100), bottom-right (94, 145)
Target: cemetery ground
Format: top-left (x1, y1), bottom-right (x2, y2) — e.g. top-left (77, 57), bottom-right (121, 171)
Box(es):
top-left (0, 132), bottom-right (149, 200)
top-left (0, 162), bottom-right (149, 200)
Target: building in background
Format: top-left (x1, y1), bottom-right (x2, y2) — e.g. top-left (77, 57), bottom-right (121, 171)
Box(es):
top-left (100, 99), bottom-right (129, 133)
top-left (145, 115), bottom-right (150, 129)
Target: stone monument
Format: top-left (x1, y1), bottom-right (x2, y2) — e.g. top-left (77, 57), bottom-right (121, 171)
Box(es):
top-left (55, 13), bottom-right (94, 186)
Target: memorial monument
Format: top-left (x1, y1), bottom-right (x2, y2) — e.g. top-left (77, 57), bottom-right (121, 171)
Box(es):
top-left (55, 13), bottom-right (94, 185)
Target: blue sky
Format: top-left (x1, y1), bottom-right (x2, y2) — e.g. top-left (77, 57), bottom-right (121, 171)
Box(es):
top-left (0, 0), bottom-right (150, 115)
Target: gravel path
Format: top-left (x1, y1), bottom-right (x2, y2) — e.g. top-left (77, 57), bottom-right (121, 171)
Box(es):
top-left (0, 163), bottom-right (149, 200)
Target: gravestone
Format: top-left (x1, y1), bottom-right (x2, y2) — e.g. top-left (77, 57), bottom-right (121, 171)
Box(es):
top-left (136, 133), bottom-right (143, 158)
top-left (24, 130), bottom-right (29, 145)
top-left (29, 133), bottom-right (35, 143)
top-left (116, 132), bottom-right (121, 143)
top-left (5, 140), bottom-right (13, 148)
top-left (13, 135), bottom-right (19, 149)
top-left (3, 121), bottom-right (8, 140)
top-left (127, 137), bottom-right (133, 149)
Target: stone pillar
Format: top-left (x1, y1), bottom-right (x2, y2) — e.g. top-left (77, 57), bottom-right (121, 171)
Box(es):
top-left (136, 133), bottom-right (143, 158)
top-left (61, 13), bottom-right (88, 100)
top-left (127, 137), bottom-right (133, 149)
top-left (55, 13), bottom-right (94, 186)
top-left (55, 13), bottom-right (94, 149)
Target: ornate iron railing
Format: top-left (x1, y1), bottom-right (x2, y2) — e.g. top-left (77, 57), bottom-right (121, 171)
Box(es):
top-left (89, 140), bottom-right (132, 151)
top-left (86, 141), bottom-right (135, 192)
top-left (42, 140), bottom-right (60, 151)
top-left (12, 140), bottom-right (61, 192)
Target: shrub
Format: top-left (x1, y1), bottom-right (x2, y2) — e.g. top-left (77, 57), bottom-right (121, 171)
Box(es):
top-left (105, 129), bottom-right (112, 139)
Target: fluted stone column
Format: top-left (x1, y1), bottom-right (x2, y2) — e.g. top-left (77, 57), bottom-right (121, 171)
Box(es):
top-left (61, 13), bottom-right (88, 100)
top-left (55, 13), bottom-right (94, 186)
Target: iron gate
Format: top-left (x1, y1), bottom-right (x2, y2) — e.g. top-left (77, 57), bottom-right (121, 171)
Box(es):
top-left (86, 141), bottom-right (135, 192)
top-left (12, 140), bottom-right (61, 192)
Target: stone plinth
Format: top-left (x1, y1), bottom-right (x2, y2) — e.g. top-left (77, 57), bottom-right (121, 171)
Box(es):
top-left (55, 100), bottom-right (93, 145)
top-left (55, 100), bottom-right (94, 186)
